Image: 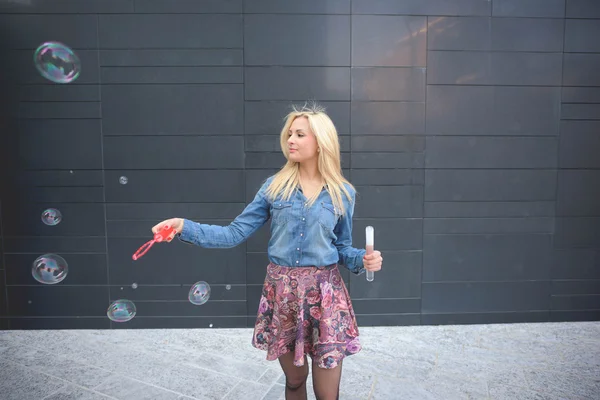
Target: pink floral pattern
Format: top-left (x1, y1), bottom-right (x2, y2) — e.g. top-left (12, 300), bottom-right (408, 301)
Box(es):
top-left (252, 262), bottom-right (362, 369)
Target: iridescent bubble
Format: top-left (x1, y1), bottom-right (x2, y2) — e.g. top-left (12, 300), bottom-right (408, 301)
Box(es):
top-left (189, 281), bottom-right (210, 305)
top-left (225, 284), bottom-right (231, 290)
top-left (32, 254), bottom-right (68, 284)
top-left (131, 283), bottom-right (138, 289)
top-left (41, 208), bottom-right (62, 226)
top-left (107, 299), bottom-right (136, 323)
top-left (33, 41), bottom-right (81, 84)
top-left (119, 176), bottom-right (128, 185)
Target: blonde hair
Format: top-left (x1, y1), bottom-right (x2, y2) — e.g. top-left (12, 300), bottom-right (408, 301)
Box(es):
top-left (263, 102), bottom-right (355, 215)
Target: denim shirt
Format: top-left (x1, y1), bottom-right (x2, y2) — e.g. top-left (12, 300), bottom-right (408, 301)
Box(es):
top-left (178, 175), bottom-right (366, 275)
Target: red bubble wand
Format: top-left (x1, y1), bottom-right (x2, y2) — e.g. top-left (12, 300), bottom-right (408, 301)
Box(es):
top-left (132, 225), bottom-right (176, 260)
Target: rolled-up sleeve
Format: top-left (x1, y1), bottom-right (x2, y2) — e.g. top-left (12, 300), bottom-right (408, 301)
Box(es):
top-left (333, 190), bottom-right (366, 275)
top-left (178, 181), bottom-right (271, 248)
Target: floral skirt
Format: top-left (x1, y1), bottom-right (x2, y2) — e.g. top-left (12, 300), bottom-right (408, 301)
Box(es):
top-left (251, 262), bottom-right (361, 369)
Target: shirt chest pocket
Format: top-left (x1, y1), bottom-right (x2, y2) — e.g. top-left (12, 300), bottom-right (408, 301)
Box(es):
top-left (318, 201), bottom-right (340, 230)
top-left (271, 201), bottom-right (293, 225)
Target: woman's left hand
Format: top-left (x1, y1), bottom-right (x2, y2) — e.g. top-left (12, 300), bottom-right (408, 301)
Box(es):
top-left (363, 250), bottom-right (382, 272)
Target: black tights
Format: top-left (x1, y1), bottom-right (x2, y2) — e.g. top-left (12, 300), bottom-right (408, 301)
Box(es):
top-left (278, 352), bottom-right (343, 400)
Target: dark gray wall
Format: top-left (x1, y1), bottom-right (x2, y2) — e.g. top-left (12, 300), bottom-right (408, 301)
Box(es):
top-left (0, 0), bottom-right (598, 330)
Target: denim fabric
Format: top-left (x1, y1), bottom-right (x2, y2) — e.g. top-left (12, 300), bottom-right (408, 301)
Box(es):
top-left (178, 176), bottom-right (366, 274)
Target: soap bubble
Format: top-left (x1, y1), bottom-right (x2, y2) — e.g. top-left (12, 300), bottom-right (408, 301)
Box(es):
top-left (107, 299), bottom-right (136, 322)
top-left (41, 208), bottom-right (62, 226)
top-left (119, 176), bottom-right (128, 185)
top-left (189, 281), bottom-right (210, 305)
top-left (225, 284), bottom-right (231, 290)
top-left (33, 41), bottom-right (81, 84)
top-left (131, 283), bottom-right (138, 289)
top-left (32, 254), bottom-right (68, 284)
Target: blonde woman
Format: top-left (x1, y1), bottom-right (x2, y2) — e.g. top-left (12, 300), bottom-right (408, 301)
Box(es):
top-left (152, 102), bottom-right (383, 399)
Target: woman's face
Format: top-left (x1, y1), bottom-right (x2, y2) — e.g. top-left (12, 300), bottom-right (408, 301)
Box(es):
top-left (287, 116), bottom-right (319, 163)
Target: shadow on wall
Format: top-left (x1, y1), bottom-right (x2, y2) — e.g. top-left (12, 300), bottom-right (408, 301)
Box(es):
top-left (0, 21), bottom-right (20, 328)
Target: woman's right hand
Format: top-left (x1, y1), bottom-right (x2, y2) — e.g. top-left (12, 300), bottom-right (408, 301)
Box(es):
top-left (152, 218), bottom-right (184, 242)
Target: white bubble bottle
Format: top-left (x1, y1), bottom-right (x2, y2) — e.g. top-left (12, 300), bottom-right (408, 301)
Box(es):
top-left (365, 226), bottom-right (375, 282)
